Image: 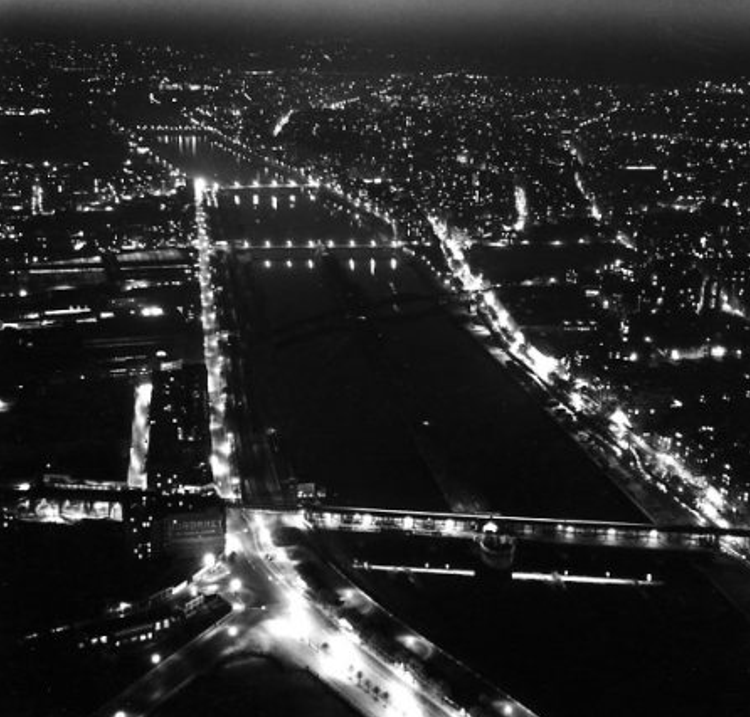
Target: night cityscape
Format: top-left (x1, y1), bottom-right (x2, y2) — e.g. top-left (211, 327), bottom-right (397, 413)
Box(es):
top-left (3, 2), bottom-right (750, 716)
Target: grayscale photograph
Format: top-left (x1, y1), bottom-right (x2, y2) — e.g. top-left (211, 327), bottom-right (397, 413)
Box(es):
top-left (1, 1), bottom-right (750, 716)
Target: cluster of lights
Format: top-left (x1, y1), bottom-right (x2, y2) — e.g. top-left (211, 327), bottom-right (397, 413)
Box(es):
top-left (126, 381), bottom-right (153, 490)
top-left (191, 119), bottom-right (399, 237)
top-left (512, 184), bottom-right (528, 232)
top-left (429, 215), bottom-right (563, 386)
top-left (426, 215), bottom-right (750, 558)
top-left (240, 507), bottom-right (537, 717)
top-left (572, 169), bottom-right (603, 221)
top-left (193, 178), bottom-right (239, 500)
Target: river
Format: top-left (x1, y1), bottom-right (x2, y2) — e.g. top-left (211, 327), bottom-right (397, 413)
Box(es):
top-left (151, 133), bottom-right (750, 717)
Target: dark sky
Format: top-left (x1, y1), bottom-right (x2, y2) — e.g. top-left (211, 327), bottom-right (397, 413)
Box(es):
top-left (3, 0), bottom-right (749, 78)
top-left (3, 0), bottom-right (747, 30)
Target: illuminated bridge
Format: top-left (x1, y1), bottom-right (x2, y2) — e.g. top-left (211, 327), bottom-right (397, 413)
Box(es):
top-left (300, 505), bottom-right (750, 554)
top-left (134, 124), bottom-right (210, 136)
top-left (224, 180), bottom-right (320, 191)
top-left (232, 241), bottom-right (401, 252)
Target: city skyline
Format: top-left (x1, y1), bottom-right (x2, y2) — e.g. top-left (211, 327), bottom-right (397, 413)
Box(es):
top-left (2, 18), bottom-right (750, 717)
top-left (3, 0), bottom-right (750, 80)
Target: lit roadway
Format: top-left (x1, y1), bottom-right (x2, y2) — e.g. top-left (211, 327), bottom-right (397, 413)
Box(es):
top-left (426, 215), bottom-right (750, 566)
top-left (194, 180), bottom-right (239, 500)
top-left (90, 611), bottom-right (257, 717)
top-left (92, 507), bottom-right (536, 717)
top-left (126, 381), bottom-right (153, 491)
top-left (230, 508), bottom-right (535, 717)
top-left (90, 530), bottom-right (273, 717)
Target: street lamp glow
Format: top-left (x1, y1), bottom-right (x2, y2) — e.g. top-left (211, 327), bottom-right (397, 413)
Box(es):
top-left (609, 408), bottom-right (631, 433)
top-left (225, 532), bottom-right (241, 553)
top-left (150, 653), bottom-right (161, 665)
top-left (527, 345), bottom-right (558, 382)
top-left (202, 552), bottom-right (217, 568)
top-left (140, 306), bottom-right (164, 318)
top-left (569, 391), bottom-right (585, 412)
top-left (229, 578), bottom-right (242, 592)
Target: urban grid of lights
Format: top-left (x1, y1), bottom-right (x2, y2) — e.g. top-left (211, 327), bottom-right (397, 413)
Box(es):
top-left (195, 108), bottom-right (750, 553)
top-left (427, 215), bottom-right (748, 563)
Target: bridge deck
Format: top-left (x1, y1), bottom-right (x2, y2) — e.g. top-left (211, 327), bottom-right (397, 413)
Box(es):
top-left (298, 504), bottom-right (750, 553)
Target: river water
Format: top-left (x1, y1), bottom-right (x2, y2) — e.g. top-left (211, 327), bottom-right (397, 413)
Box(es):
top-left (152, 134), bottom-right (750, 717)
